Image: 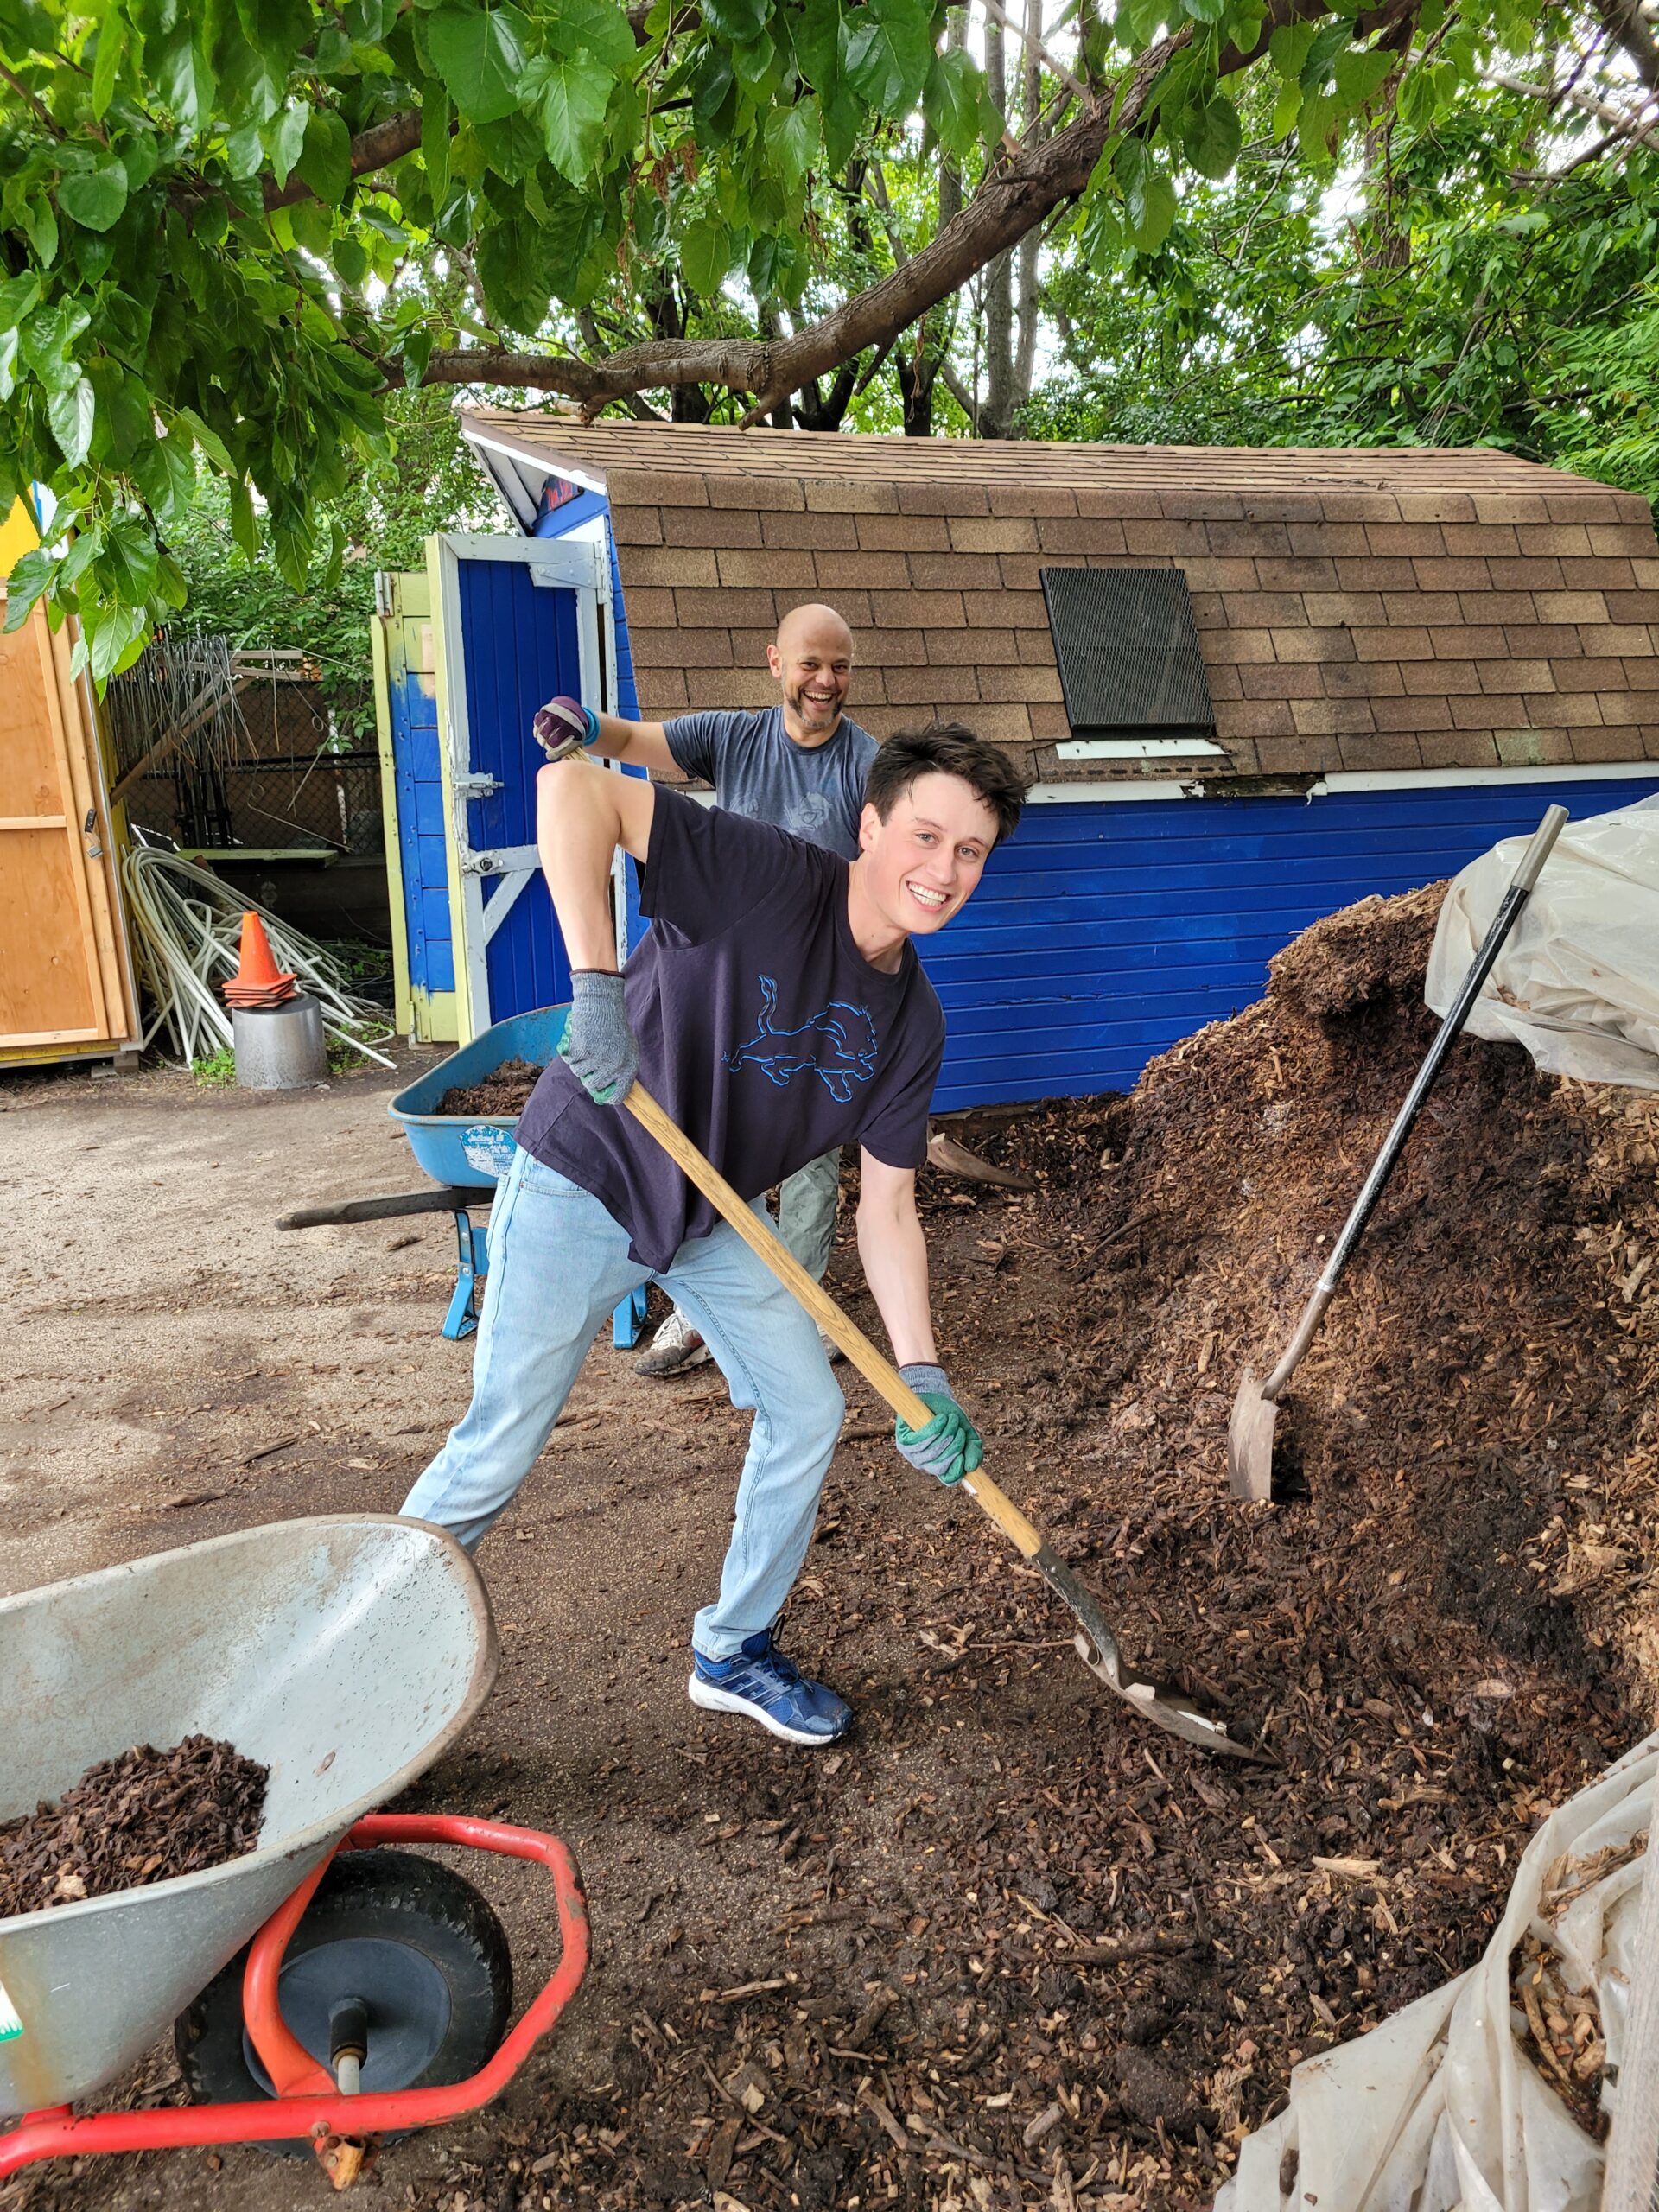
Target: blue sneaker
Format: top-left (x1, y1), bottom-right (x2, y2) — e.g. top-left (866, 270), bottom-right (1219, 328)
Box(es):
top-left (688, 1631), bottom-right (852, 1746)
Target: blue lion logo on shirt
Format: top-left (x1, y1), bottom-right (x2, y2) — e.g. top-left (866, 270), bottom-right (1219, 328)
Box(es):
top-left (726, 976), bottom-right (877, 1105)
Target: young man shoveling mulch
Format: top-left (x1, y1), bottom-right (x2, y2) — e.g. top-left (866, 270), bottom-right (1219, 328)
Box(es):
top-left (402, 725), bottom-right (1029, 1748)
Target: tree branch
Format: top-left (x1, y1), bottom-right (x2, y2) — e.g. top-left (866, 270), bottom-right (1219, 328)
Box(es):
top-left (977, 0), bottom-right (1090, 106)
top-left (1484, 67), bottom-right (1659, 152)
top-left (1588, 0), bottom-right (1659, 92)
top-left (413, 29), bottom-right (1188, 414)
top-left (264, 106), bottom-right (426, 210)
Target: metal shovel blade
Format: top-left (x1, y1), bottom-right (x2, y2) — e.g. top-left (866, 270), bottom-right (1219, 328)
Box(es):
top-left (1227, 1370), bottom-right (1278, 1503)
top-left (1037, 1548), bottom-right (1269, 1762)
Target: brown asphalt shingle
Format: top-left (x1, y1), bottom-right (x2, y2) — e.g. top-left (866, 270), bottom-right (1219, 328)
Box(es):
top-left (462, 413), bottom-right (1659, 782)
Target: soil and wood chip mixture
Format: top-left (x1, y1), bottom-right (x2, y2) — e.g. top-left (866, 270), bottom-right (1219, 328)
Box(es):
top-left (0, 1738), bottom-right (267, 1918)
top-left (15, 883), bottom-right (1659, 2212)
top-left (437, 1059), bottom-right (543, 1119)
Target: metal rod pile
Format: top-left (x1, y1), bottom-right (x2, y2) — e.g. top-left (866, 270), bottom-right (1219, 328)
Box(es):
top-left (120, 842), bottom-right (395, 1071)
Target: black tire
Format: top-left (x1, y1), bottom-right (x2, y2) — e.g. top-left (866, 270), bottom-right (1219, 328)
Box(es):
top-left (175, 1848), bottom-right (512, 2150)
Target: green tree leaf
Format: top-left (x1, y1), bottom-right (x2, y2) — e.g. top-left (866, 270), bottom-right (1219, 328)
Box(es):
top-left (130, 430), bottom-right (196, 531)
top-left (547, 0), bottom-right (637, 73)
top-left (923, 48), bottom-right (983, 159)
top-left (426, 4), bottom-right (531, 124)
top-left (175, 405), bottom-right (237, 475)
top-left (681, 214), bottom-right (732, 296)
top-left (1127, 171), bottom-right (1177, 251)
top-left (764, 95), bottom-right (820, 193)
top-left (267, 99), bottom-right (310, 187)
top-left (531, 48), bottom-right (613, 181)
top-left (297, 104), bottom-right (353, 202)
top-left (48, 377), bottom-right (97, 468)
top-left (102, 512), bottom-right (159, 603)
top-left (1182, 96), bottom-right (1242, 178)
top-left (2, 546), bottom-right (56, 632)
top-left (91, 13), bottom-right (127, 119)
top-left (152, 22), bottom-right (217, 126)
top-left (475, 214), bottom-right (553, 326)
top-left (702, 0), bottom-right (766, 39)
top-left (842, 0), bottom-right (931, 118)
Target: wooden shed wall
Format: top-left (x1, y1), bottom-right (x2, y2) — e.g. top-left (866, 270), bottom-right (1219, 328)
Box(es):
top-left (0, 506), bottom-right (139, 1065)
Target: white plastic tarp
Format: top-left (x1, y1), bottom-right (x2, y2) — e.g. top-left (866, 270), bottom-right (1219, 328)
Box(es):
top-left (1217, 1731), bottom-right (1657, 2212)
top-left (1424, 797), bottom-right (1659, 1090)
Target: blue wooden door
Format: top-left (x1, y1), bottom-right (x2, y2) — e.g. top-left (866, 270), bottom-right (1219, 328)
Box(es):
top-left (435, 535), bottom-right (607, 1037)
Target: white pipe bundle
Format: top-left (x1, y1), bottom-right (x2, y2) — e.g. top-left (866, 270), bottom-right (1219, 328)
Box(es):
top-left (120, 842), bottom-right (396, 1071)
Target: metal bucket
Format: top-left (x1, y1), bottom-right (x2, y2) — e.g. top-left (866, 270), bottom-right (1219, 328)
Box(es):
top-left (0, 1516), bottom-right (496, 2113)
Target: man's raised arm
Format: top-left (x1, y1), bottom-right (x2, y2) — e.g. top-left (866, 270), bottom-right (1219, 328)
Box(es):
top-left (534, 693), bottom-right (678, 775)
top-left (537, 757), bottom-right (656, 1108)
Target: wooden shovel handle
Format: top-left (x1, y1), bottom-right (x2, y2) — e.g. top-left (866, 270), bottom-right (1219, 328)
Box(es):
top-left (623, 1084), bottom-right (1045, 1561)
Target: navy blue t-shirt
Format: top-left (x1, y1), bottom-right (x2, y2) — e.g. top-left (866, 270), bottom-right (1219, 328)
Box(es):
top-left (515, 788), bottom-right (944, 1271)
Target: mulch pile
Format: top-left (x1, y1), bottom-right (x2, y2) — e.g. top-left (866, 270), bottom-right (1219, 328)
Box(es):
top-left (379, 883), bottom-right (1659, 2212)
top-left (0, 1737), bottom-right (268, 1918)
top-left (437, 1058), bottom-right (543, 1118)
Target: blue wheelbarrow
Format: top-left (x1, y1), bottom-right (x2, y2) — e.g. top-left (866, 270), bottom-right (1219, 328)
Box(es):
top-left (276, 1007), bottom-right (647, 1349)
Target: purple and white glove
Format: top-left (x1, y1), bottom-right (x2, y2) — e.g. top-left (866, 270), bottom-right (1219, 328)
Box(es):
top-left (534, 694), bottom-right (600, 761)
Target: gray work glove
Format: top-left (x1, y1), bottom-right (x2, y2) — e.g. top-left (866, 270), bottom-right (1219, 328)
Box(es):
top-left (557, 970), bottom-right (639, 1106)
top-left (893, 1363), bottom-right (983, 1486)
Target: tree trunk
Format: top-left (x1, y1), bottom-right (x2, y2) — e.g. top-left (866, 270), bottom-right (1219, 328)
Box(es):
top-left (897, 16), bottom-right (967, 435)
top-left (1009, 0), bottom-right (1046, 429)
top-left (980, 12), bottom-right (1016, 439)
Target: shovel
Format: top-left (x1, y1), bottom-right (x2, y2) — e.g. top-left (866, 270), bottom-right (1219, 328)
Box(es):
top-left (625, 1084), bottom-right (1264, 1762)
top-left (1228, 804), bottom-right (1568, 1503)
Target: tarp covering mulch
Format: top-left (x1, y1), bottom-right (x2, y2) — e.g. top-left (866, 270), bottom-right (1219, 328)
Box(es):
top-left (0, 1738), bottom-right (268, 1918)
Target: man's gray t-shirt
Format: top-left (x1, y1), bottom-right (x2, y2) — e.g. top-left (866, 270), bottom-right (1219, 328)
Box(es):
top-left (664, 707), bottom-right (878, 861)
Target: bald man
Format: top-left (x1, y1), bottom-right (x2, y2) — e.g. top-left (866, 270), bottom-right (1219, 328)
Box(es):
top-left (571, 602), bottom-right (879, 1374)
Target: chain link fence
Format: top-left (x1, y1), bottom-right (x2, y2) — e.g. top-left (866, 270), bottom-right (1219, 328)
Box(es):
top-left (111, 639), bottom-right (381, 858)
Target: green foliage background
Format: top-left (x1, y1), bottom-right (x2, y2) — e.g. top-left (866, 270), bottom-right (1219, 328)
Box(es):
top-left (162, 379), bottom-right (495, 732)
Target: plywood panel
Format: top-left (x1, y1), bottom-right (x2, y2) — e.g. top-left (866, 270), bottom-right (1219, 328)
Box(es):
top-left (0, 596), bottom-right (136, 1057)
top-left (0, 616), bottom-right (63, 816)
top-left (0, 825), bottom-right (99, 1033)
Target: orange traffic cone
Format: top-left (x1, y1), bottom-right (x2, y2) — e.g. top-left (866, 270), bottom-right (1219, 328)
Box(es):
top-left (223, 912), bottom-right (297, 1008)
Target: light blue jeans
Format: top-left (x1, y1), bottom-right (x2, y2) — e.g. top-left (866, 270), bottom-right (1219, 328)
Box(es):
top-left (401, 1146), bottom-right (844, 1657)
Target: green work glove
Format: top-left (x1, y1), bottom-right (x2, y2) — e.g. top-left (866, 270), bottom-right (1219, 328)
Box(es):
top-left (894, 1363), bottom-right (983, 1486)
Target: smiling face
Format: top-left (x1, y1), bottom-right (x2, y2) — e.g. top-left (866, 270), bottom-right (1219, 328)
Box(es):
top-left (768, 604), bottom-right (854, 746)
top-left (855, 771), bottom-right (1000, 941)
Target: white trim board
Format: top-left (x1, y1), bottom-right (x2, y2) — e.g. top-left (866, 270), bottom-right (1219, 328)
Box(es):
top-left (1057, 738), bottom-right (1227, 760)
top-left (1309, 761), bottom-right (1659, 796)
top-left (460, 423), bottom-right (607, 507)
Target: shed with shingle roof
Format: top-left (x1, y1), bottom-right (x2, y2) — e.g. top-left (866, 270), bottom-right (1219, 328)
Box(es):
top-left (434, 412), bottom-right (1659, 1105)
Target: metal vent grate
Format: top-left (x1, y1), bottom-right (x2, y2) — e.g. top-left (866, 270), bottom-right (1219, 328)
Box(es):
top-left (1039, 567), bottom-right (1216, 741)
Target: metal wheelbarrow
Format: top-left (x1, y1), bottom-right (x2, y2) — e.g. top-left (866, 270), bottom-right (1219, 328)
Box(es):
top-left (278, 1006), bottom-right (646, 1350)
top-left (0, 1516), bottom-right (588, 2188)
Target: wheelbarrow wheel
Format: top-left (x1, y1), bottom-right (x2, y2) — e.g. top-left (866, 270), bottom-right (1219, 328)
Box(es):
top-left (175, 1848), bottom-right (512, 2150)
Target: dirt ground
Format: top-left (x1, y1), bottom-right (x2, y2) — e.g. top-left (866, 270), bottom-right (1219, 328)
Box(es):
top-left (2, 943), bottom-right (1654, 2212)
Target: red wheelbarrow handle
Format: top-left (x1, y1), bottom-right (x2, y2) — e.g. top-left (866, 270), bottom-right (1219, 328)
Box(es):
top-left (0, 1815), bottom-right (588, 2181)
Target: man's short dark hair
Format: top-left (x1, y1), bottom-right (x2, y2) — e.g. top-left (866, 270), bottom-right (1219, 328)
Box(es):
top-left (864, 724), bottom-right (1030, 846)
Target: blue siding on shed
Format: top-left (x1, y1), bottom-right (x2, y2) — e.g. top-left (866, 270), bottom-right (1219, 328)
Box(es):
top-left (453, 555), bottom-right (582, 1020)
top-left (386, 624), bottom-right (454, 995)
top-left (920, 775), bottom-right (1659, 1109)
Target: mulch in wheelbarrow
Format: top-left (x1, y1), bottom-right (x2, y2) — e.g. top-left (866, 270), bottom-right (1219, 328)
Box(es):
top-left (0, 1737), bottom-right (268, 1918)
top-left (436, 1058), bottom-right (543, 1119)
